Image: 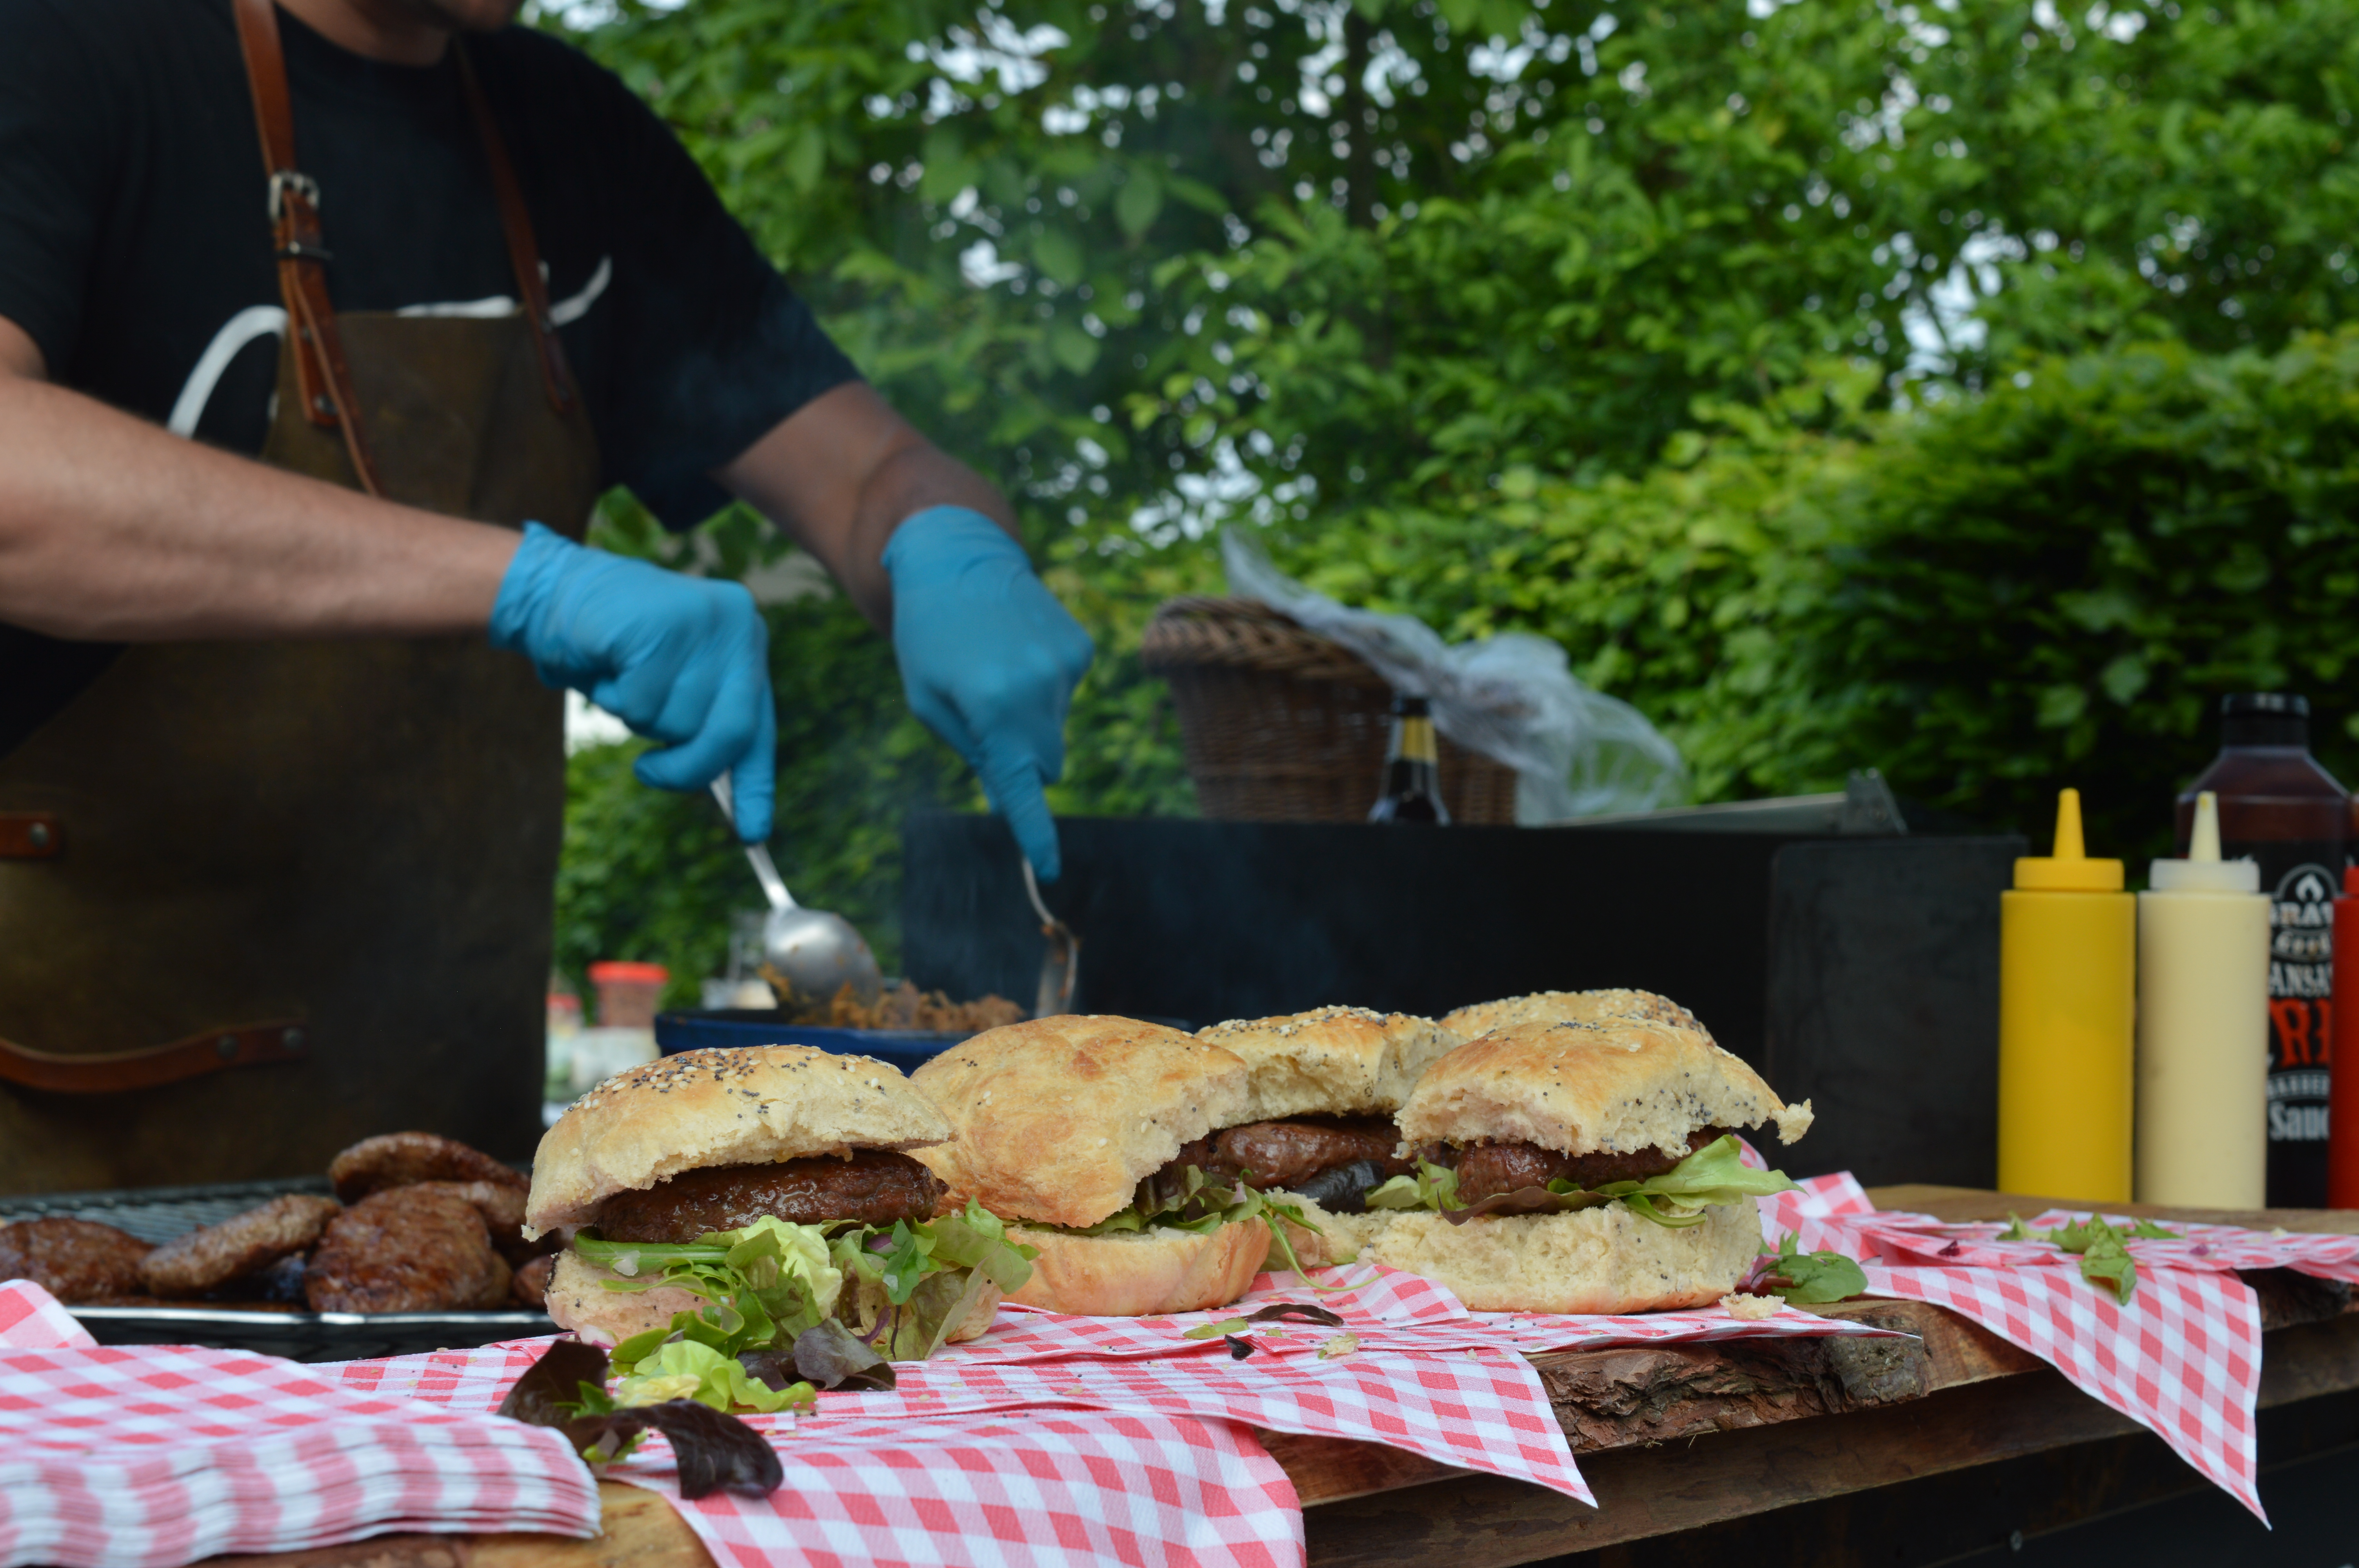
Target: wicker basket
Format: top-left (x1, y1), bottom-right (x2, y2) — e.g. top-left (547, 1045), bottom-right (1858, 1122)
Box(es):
top-left (1139, 596), bottom-right (1520, 825)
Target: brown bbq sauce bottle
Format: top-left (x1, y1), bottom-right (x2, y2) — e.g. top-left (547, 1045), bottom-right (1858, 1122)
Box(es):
top-left (2176, 693), bottom-right (2348, 1208)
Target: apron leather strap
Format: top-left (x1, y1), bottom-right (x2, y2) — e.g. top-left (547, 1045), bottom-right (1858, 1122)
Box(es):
top-left (455, 41), bottom-right (579, 416)
top-left (230, 0), bottom-right (581, 486)
top-left (232, 0), bottom-right (384, 495)
top-left (0, 1020), bottom-right (308, 1094)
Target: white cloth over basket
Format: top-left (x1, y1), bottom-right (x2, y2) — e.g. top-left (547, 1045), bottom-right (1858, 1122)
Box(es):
top-left (1222, 530), bottom-right (1690, 822)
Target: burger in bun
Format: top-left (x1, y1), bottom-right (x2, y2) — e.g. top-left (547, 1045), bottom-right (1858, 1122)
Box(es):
top-left (525, 1046), bottom-right (1034, 1398)
top-left (1190, 1006), bottom-right (1463, 1265)
top-left (1360, 1017), bottom-right (1813, 1312)
top-left (911, 1016), bottom-right (1314, 1316)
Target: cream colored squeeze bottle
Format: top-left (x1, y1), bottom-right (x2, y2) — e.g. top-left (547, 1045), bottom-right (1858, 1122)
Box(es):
top-left (1999, 788), bottom-right (2136, 1201)
top-left (2136, 791), bottom-right (2268, 1208)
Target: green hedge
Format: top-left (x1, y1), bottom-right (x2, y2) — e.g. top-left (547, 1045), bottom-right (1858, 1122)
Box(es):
top-left (1801, 327), bottom-right (2359, 860)
top-left (1244, 328), bottom-right (2359, 862)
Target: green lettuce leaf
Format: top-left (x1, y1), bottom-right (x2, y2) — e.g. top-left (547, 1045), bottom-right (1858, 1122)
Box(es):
top-left (614, 1336), bottom-right (815, 1414)
top-left (1996, 1212), bottom-right (2143, 1303)
top-left (498, 1340), bottom-right (785, 1497)
top-left (1040, 1165), bottom-right (1325, 1283)
top-left (1755, 1231), bottom-right (1868, 1303)
top-left (1365, 1162), bottom-right (1460, 1213)
top-left (579, 1200), bottom-right (1039, 1397)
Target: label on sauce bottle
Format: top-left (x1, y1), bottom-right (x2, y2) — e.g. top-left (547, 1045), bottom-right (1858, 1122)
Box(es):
top-left (2240, 847), bottom-right (2340, 1206)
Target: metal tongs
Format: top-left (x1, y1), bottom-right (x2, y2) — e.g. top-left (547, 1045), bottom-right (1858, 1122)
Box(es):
top-left (1021, 856), bottom-right (1080, 1019)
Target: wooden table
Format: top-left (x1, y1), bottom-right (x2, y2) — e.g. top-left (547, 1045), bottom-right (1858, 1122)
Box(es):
top-left (205, 1189), bottom-right (2359, 1568)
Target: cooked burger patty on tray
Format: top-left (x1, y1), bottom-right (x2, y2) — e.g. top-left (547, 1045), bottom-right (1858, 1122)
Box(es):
top-left (330, 1132), bottom-right (528, 1203)
top-left (0, 1216), bottom-right (152, 1303)
top-left (138, 1193), bottom-right (342, 1299)
top-left (1452, 1127), bottom-right (1729, 1203)
top-left (306, 1186), bottom-right (509, 1313)
top-left (593, 1151), bottom-right (946, 1243)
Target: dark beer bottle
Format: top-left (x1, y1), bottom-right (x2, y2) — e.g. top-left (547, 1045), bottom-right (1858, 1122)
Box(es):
top-left (1370, 695), bottom-right (1450, 825)
top-left (2177, 693), bottom-right (2349, 1208)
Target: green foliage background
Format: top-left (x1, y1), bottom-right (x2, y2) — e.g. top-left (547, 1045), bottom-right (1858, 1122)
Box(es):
top-left (543, 0), bottom-right (2359, 1002)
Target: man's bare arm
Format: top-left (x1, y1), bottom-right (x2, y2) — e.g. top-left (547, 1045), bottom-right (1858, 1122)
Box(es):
top-left (0, 314), bottom-right (521, 641)
top-left (715, 381), bottom-right (1017, 630)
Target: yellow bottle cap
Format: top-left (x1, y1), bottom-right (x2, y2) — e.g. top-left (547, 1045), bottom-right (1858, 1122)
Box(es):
top-left (2014, 788), bottom-right (2124, 891)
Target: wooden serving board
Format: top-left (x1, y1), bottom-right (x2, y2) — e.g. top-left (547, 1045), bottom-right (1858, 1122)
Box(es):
top-left (197, 1190), bottom-right (2359, 1568)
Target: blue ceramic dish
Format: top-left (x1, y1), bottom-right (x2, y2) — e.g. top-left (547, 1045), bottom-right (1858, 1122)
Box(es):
top-left (652, 1009), bottom-right (971, 1076)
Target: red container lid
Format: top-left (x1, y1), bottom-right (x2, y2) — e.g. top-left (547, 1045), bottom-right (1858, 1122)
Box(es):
top-left (588, 961), bottom-right (670, 985)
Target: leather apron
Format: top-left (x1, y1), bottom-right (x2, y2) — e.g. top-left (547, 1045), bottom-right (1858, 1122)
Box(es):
top-left (0, 0), bottom-right (601, 1193)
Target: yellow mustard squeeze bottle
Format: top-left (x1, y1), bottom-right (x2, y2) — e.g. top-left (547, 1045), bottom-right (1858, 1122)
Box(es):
top-left (2135, 791), bottom-right (2269, 1209)
top-left (1999, 788), bottom-right (2135, 1201)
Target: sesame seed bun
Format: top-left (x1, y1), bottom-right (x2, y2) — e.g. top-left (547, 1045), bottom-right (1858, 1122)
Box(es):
top-left (908, 1016), bottom-right (1250, 1228)
top-left (1368, 1197), bottom-right (1764, 1313)
top-left (1399, 1019), bottom-right (1812, 1157)
top-left (1277, 1196), bottom-right (1396, 1268)
top-left (524, 1046), bottom-right (952, 1238)
top-left (1196, 1006), bottom-right (1463, 1120)
top-left (909, 1016), bottom-right (1270, 1317)
top-left (1004, 1220), bottom-right (1272, 1317)
top-left (1441, 989), bottom-right (1709, 1042)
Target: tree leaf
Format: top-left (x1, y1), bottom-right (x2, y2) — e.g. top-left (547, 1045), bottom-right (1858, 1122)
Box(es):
top-left (1117, 170), bottom-right (1164, 238)
top-left (1033, 227), bottom-right (1085, 287)
top-left (786, 126), bottom-right (825, 194)
top-left (1049, 319), bottom-right (1101, 374)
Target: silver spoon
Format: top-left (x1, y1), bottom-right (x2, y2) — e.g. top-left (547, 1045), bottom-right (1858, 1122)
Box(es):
top-left (710, 775), bottom-right (883, 1007)
top-left (1022, 856), bottom-right (1079, 1018)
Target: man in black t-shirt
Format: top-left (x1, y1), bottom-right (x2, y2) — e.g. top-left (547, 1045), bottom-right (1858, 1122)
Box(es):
top-left (0, 0), bottom-right (1095, 1182)
top-left (0, 0), bottom-right (1092, 862)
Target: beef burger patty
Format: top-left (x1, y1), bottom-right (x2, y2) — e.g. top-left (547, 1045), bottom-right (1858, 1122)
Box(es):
top-left (594, 1151), bottom-right (946, 1243)
top-left (1452, 1127), bottom-right (1730, 1203)
top-left (1164, 1116), bottom-right (1416, 1192)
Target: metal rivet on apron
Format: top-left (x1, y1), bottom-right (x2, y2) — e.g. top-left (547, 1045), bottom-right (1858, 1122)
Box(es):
top-left (26, 824), bottom-right (49, 849)
top-left (216, 1035), bottom-right (239, 1060)
top-left (312, 395), bottom-right (336, 416)
top-left (281, 1027), bottom-right (305, 1053)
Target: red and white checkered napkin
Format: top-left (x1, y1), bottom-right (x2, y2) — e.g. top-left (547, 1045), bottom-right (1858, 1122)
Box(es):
top-left (2019, 1210), bottom-right (2359, 1286)
top-left (333, 1340), bottom-right (1308, 1568)
top-left (638, 1408), bottom-right (1304, 1568)
top-left (1748, 1175), bottom-right (2359, 1523)
top-left (0, 1332), bottom-right (599, 1568)
top-left (882, 1341), bottom-right (1589, 1500)
top-left (946, 1262), bottom-right (1458, 1364)
top-left (958, 1261), bottom-right (1907, 1362)
top-left (318, 1247), bottom-right (1908, 1568)
top-left (329, 1264), bottom-right (1900, 1568)
top-left (0, 1279), bottom-right (96, 1352)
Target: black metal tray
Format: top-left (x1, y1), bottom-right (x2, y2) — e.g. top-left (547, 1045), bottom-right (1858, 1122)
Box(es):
top-left (0, 1176), bottom-right (554, 1362)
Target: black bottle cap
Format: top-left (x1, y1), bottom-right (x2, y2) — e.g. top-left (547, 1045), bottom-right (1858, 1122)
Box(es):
top-left (1392, 694), bottom-right (1431, 717)
top-left (2220, 692), bottom-right (2310, 748)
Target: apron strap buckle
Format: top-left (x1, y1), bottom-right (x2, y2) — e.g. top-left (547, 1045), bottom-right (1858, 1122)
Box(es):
top-left (265, 170), bottom-right (320, 225)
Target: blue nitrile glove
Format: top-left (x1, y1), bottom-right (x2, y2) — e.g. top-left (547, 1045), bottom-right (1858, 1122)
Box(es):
top-left (490, 523), bottom-right (777, 842)
top-left (883, 506), bottom-right (1094, 880)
